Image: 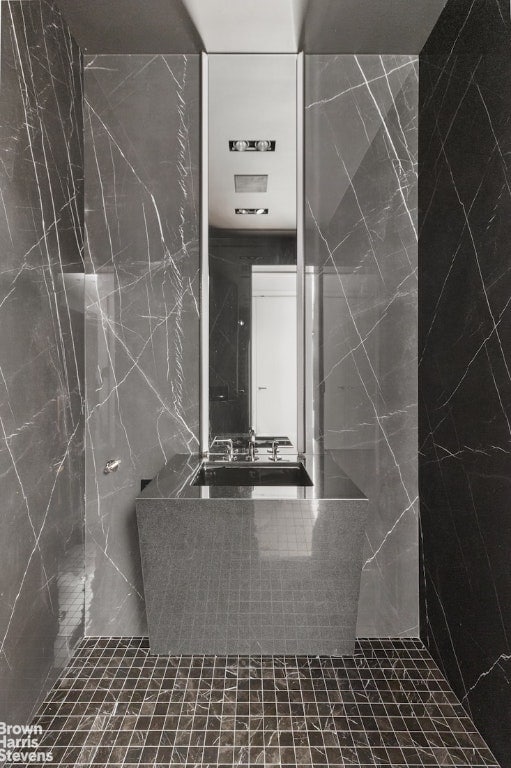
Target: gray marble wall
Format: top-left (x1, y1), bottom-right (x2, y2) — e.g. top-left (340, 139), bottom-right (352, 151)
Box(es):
top-left (419, 0), bottom-right (511, 764)
top-left (84, 55), bottom-right (201, 635)
top-left (305, 56), bottom-right (418, 637)
top-left (0, 0), bottom-right (84, 722)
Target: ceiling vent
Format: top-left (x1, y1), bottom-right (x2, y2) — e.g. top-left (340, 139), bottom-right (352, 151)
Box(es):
top-left (234, 174), bottom-right (268, 193)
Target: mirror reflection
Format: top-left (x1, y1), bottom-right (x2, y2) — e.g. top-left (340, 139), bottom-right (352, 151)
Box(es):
top-left (208, 54), bottom-right (298, 450)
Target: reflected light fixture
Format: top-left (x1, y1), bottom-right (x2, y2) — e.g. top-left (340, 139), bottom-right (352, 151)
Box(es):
top-left (229, 140), bottom-right (276, 152)
top-left (235, 208), bottom-right (268, 215)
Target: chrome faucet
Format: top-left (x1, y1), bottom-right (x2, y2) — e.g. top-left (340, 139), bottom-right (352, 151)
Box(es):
top-left (248, 427), bottom-right (256, 461)
top-left (269, 440), bottom-right (281, 462)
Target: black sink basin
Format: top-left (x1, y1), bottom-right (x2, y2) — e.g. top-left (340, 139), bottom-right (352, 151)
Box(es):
top-left (192, 462), bottom-right (313, 487)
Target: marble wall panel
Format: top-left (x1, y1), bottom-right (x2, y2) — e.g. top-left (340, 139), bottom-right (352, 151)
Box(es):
top-left (305, 55), bottom-right (418, 637)
top-left (0, 0), bottom-right (84, 723)
top-left (419, 0), bottom-right (511, 764)
top-left (84, 54), bottom-right (200, 635)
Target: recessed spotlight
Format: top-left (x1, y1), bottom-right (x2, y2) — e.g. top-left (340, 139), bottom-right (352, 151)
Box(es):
top-left (229, 140), bottom-right (276, 152)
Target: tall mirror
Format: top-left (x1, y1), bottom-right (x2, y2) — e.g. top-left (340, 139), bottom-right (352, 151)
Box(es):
top-left (205, 54), bottom-right (301, 451)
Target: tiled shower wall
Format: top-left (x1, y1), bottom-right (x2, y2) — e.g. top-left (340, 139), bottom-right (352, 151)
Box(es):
top-left (83, 55), bottom-right (200, 635)
top-left (0, 0), bottom-right (84, 722)
top-left (419, 0), bottom-right (511, 764)
top-left (305, 56), bottom-right (418, 637)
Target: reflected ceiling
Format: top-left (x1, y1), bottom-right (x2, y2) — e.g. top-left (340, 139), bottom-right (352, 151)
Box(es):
top-left (208, 55), bottom-right (297, 231)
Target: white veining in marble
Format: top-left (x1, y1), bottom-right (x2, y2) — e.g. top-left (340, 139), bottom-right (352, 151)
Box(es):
top-left (305, 55), bottom-right (419, 637)
top-left (419, 1), bottom-right (511, 761)
top-left (0, 0), bottom-right (84, 723)
top-left (83, 54), bottom-right (200, 635)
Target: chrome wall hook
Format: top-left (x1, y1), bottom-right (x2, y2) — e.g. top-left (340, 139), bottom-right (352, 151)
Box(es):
top-left (104, 459), bottom-right (121, 474)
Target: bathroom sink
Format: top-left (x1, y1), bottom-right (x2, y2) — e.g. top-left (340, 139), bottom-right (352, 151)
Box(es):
top-left (192, 461), bottom-right (313, 487)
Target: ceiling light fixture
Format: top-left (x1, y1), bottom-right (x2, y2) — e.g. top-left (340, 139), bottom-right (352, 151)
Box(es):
top-left (229, 140), bottom-right (276, 152)
top-left (235, 208), bottom-right (269, 215)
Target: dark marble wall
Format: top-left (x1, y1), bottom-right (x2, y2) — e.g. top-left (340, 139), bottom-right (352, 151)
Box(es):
top-left (84, 55), bottom-right (200, 635)
top-left (419, 1), bottom-right (511, 764)
top-left (0, 0), bottom-right (84, 723)
top-left (305, 56), bottom-right (419, 637)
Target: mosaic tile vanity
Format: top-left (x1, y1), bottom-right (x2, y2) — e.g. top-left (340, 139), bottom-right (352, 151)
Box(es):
top-left (136, 453), bottom-right (368, 655)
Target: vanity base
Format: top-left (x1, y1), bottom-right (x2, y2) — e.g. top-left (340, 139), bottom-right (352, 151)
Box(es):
top-left (136, 497), bottom-right (368, 655)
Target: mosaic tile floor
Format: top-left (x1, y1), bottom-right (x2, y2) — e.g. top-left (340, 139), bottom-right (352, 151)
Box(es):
top-left (10, 638), bottom-right (500, 767)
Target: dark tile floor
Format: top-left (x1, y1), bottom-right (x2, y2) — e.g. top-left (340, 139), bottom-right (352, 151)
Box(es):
top-left (9, 637), bottom-right (500, 767)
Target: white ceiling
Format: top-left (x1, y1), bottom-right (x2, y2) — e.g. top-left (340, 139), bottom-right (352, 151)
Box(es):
top-left (208, 55), bottom-right (297, 231)
top-left (183, 0), bottom-right (308, 53)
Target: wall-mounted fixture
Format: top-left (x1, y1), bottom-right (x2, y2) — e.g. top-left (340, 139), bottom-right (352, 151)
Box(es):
top-left (104, 459), bottom-right (121, 474)
top-left (230, 139), bottom-right (276, 152)
top-left (235, 208), bottom-right (268, 215)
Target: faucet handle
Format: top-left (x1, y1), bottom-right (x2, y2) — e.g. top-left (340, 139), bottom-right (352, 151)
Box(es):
top-left (268, 440), bottom-right (282, 461)
top-left (212, 438), bottom-right (234, 460)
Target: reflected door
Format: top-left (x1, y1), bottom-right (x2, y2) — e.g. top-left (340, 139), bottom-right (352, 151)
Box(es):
top-left (252, 270), bottom-right (297, 445)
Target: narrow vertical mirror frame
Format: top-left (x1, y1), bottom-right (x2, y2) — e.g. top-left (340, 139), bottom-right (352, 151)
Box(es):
top-left (200, 52), bottom-right (305, 455)
top-left (296, 51), bottom-right (305, 455)
top-left (200, 52), bottom-right (209, 455)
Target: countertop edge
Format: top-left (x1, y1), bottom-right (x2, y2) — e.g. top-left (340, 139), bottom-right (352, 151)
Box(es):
top-left (136, 452), bottom-right (368, 502)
